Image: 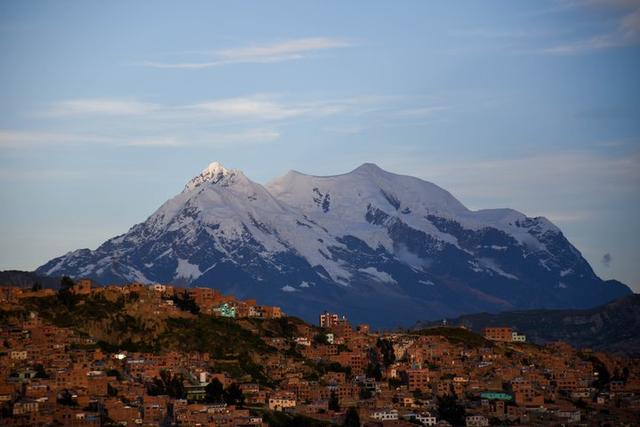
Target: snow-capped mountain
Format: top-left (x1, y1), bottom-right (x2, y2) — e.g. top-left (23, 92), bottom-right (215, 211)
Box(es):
top-left (37, 162), bottom-right (631, 327)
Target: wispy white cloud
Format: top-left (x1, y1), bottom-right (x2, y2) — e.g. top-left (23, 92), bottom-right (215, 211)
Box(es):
top-left (0, 128), bottom-right (279, 148)
top-left (201, 128), bottom-right (281, 145)
top-left (0, 130), bottom-right (179, 147)
top-left (42, 94), bottom-right (370, 122)
top-left (540, 32), bottom-right (632, 54)
top-left (143, 37), bottom-right (352, 69)
top-left (188, 95), bottom-right (353, 120)
top-left (0, 130), bottom-right (108, 146)
top-left (14, 94), bottom-right (447, 149)
top-left (217, 37), bottom-right (352, 62)
top-left (189, 97), bottom-right (307, 120)
top-left (450, 1), bottom-right (640, 55)
top-left (46, 98), bottom-right (160, 116)
top-left (541, 1), bottom-right (640, 54)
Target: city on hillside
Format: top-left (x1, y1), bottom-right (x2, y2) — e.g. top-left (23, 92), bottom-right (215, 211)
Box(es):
top-left (0, 278), bottom-right (638, 426)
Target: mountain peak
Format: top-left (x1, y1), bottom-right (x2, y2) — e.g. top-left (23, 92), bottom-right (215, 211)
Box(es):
top-left (354, 162), bottom-right (383, 172)
top-left (204, 161), bottom-right (228, 176)
top-left (183, 161), bottom-right (242, 192)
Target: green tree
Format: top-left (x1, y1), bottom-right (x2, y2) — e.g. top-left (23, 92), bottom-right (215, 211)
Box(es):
top-left (366, 362), bottom-right (382, 381)
top-left (58, 389), bottom-right (76, 406)
top-left (106, 369), bottom-right (123, 381)
top-left (173, 290), bottom-right (200, 314)
top-left (376, 338), bottom-right (396, 367)
top-left (166, 374), bottom-right (185, 399)
top-left (107, 383), bottom-right (118, 397)
top-left (388, 377), bottom-right (404, 389)
top-left (223, 382), bottom-right (245, 406)
top-left (590, 356), bottom-right (610, 390)
top-left (57, 276), bottom-right (77, 309)
top-left (34, 364), bottom-right (48, 378)
top-left (328, 391), bottom-right (340, 412)
top-left (147, 371), bottom-right (185, 399)
top-left (205, 378), bottom-right (224, 403)
top-left (60, 276), bottom-right (75, 289)
top-left (31, 281), bottom-right (43, 292)
top-left (342, 407), bottom-right (360, 427)
top-left (359, 388), bottom-right (372, 400)
top-left (437, 395), bottom-right (466, 426)
top-left (313, 332), bottom-right (329, 345)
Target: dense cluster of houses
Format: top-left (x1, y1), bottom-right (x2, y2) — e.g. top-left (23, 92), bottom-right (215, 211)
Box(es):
top-left (1, 283), bottom-right (639, 426)
top-left (0, 280), bottom-right (282, 320)
top-left (481, 327), bottom-right (526, 343)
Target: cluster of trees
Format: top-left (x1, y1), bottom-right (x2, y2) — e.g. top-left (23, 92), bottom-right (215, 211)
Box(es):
top-left (342, 407), bottom-right (360, 427)
top-left (328, 391), bottom-right (340, 412)
top-left (57, 276), bottom-right (78, 309)
top-left (363, 338), bottom-right (396, 383)
top-left (326, 396), bottom-right (361, 427)
top-left (57, 389), bottom-right (76, 406)
top-left (376, 338), bottom-right (395, 367)
top-left (313, 332), bottom-right (330, 345)
top-left (147, 371), bottom-right (186, 399)
top-left (171, 290), bottom-right (200, 314)
top-left (204, 378), bottom-right (244, 406)
top-left (437, 395), bottom-right (466, 426)
top-left (146, 373), bottom-right (245, 405)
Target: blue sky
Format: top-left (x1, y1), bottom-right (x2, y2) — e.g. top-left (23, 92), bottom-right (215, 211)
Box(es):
top-left (1, 0), bottom-right (639, 291)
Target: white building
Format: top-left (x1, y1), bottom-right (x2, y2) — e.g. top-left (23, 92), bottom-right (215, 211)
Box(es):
top-left (512, 332), bottom-right (526, 342)
top-left (404, 412), bottom-right (437, 426)
top-left (466, 415), bottom-right (489, 427)
top-left (294, 337), bottom-right (311, 346)
top-left (268, 392), bottom-right (296, 411)
top-left (371, 409), bottom-right (399, 421)
top-left (149, 283), bottom-right (167, 293)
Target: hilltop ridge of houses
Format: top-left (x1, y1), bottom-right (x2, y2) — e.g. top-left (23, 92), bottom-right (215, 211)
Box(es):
top-left (1, 279), bottom-right (283, 320)
top-left (1, 281), bottom-right (639, 426)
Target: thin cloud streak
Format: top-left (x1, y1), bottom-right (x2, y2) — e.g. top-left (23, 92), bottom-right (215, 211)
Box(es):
top-left (0, 130), bottom-right (181, 147)
top-left (42, 94), bottom-right (384, 122)
top-left (187, 96), bottom-right (356, 120)
top-left (0, 128), bottom-right (280, 148)
top-left (142, 37), bottom-right (353, 69)
top-left (540, 1), bottom-right (640, 54)
top-left (46, 99), bottom-right (160, 116)
top-left (449, 1), bottom-right (640, 56)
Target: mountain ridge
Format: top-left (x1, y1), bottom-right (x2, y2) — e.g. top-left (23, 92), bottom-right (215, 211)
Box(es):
top-left (414, 293), bottom-right (640, 356)
top-left (36, 162), bottom-right (631, 327)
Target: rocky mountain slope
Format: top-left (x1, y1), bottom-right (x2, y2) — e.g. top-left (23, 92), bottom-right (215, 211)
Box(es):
top-left (415, 294), bottom-right (640, 356)
top-left (36, 162), bottom-right (631, 327)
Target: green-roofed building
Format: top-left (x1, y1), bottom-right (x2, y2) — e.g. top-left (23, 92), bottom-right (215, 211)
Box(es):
top-left (214, 303), bottom-right (236, 318)
top-left (480, 392), bottom-right (512, 401)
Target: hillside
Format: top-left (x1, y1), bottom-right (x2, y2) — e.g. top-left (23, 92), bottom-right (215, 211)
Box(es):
top-left (2, 283), bottom-right (639, 426)
top-left (0, 270), bottom-right (60, 289)
top-left (1, 288), bottom-right (315, 385)
top-left (415, 293), bottom-right (640, 356)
